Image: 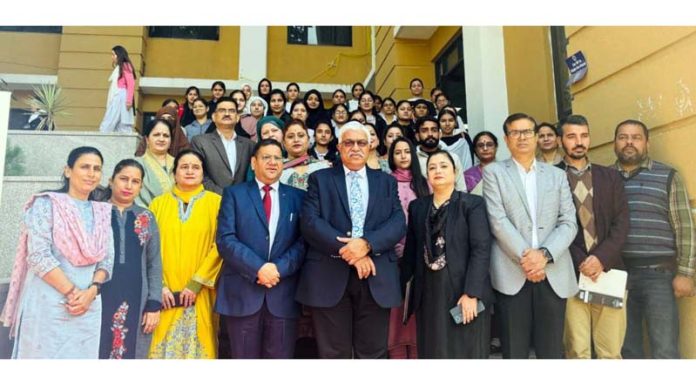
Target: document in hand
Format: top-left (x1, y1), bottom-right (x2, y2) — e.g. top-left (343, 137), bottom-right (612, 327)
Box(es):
top-left (576, 269), bottom-right (628, 309)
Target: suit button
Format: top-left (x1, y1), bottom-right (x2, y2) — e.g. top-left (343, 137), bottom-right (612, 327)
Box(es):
top-left (265, 236), bottom-right (269, 240)
top-left (346, 231), bottom-right (351, 236)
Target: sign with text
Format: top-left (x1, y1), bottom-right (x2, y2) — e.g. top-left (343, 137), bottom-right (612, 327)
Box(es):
top-left (566, 50), bottom-right (588, 86)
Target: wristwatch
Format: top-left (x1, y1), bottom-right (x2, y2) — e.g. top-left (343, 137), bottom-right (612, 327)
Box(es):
top-left (540, 248), bottom-right (553, 264)
top-left (90, 281), bottom-right (102, 295)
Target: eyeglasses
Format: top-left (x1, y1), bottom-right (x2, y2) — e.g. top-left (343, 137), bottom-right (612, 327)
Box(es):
top-left (259, 155), bottom-right (283, 163)
top-left (476, 141), bottom-right (496, 149)
top-left (342, 140), bottom-right (369, 148)
top-left (216, 108), bottom-right (237, 115)
top-left (507, 129), bottom-right (535, 139)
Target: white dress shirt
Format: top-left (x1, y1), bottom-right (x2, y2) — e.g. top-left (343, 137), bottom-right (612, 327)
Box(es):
top-left (217, 129), bottom-right (237, 176)
top-left (256, 179), bottom-right (280, 257)
top-left (343, 164), bottom-right (369, 218)
top-left (513, 157), bottom-right (539, 248)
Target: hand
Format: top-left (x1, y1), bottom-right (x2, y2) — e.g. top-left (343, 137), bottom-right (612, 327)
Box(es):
top-left (65, 287), bottom-right (97, 316)
top-left (126, 101), bottom-right (133, 109)
top-left (673, 274), bottom-right (695, 298)
top-left (353, 257), bottom-right (376, 279)
top-left (161, 287), bottom-right (175, 310)
top-left (528, 270), bottom-right (547, 283)
top-left (337, 237), bottom-right (370, 265)
top-left (457, 294), bottom-right (478, 325)
top-left (142, 311), bottom-right (160, 334)
top-left (521, 248), bottom-right (547, 280)
top-left (257, 263), bottom-right (280, 288)
top-left (179, 288), bottom-right (197, 308)
top-left (579, 255), bottom-right (604, 282)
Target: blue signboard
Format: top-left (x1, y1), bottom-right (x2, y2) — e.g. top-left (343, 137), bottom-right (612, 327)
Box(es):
top-left (566, 51), bottom-right (588, 86)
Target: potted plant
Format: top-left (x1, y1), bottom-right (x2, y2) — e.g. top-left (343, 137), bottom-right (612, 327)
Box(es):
top-left (23, 83), bottom-right (69, 131)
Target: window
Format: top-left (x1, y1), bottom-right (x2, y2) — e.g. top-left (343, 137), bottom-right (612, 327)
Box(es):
top-left (434, 33), bottom-right (467, 123)
top-left (148, 26), bottom-right (219, 41)
top-left (0, 26), bottom-right (61, 34)
top-left (287, 26), bottom-right (352, 47)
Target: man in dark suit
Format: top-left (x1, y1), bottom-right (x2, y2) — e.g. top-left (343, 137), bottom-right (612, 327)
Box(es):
top-left (556, 115), bottom-right (630, 359)
top-left (296, 121), bottom-right (406, 358)
top-left (215, 139), bottom-right (306, 358)
top-left (191, 96), bottom-right (254, 195)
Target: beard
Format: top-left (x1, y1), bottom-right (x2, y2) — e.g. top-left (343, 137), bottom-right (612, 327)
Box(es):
top-left (420, 136), bottom-right (439, 150)
top-left (616, 145), bottom-right (646, 165)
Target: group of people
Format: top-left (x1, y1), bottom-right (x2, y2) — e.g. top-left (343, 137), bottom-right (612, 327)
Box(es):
top-left (2, 45), bottom-right (693, 360)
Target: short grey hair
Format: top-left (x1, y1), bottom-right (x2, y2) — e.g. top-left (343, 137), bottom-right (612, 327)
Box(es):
top-left (338, 121), bottom-right (372, 144)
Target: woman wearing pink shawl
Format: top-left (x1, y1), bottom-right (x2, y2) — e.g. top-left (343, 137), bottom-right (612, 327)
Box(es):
top-left (0, 147), bottom-right (115, 358)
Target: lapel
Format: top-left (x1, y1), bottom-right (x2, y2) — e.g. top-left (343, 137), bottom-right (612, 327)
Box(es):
top-left (210, 132), bottom-right (232, 172)
top-left (246, 181), bottom-right (268, 231)
top-left (444, 192), bottom-right (459, 248)
top-left (535, 161), bottom-right (546, 221)
top-left (270, 184), bottom-right (290, 256)
top-left (504, 158), bottom-right (531, 219)
top-left (364, 168), bottom-right (379, 224)
top-left (232, 138), bottom-right (245, 179)
top-left (332, 166), bottom-right (352, 219)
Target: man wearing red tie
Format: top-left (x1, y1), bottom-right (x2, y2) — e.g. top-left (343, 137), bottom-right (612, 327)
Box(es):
top-left (215, 139), bottom-right (306, 358)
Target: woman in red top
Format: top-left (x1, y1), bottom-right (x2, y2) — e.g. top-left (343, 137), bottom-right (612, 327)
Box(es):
top-left (99, 45), bottom-right (136, 133)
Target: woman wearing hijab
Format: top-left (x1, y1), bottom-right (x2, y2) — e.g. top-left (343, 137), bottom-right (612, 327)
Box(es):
top-left (303, 89), bottom-right (329, 130)
top-left (257, 78), bottom-right (272, 104)
top-left (240, 96), bottom-right (268, 142)
top-left (99, 45), bottom-right (136, 133)
top-left (135, 105), bottom-right (190, 158)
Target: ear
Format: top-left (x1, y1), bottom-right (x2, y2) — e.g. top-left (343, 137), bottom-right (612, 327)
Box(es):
top-left (63, 165), bottom-right (72, 179)
top-left (250, 156), bottom-right (258, 172)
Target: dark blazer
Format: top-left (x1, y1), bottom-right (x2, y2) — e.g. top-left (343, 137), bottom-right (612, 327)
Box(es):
top-left (191, 131), bottom-right (254, 195)
top-left (557, 162), bottom-right (630, 274)
top-left (295, 166), bottom-right (406, 308)
top-left (401, 191), bottom-right (494, 316)
top-left (215, 181), bottom-right (306, 318)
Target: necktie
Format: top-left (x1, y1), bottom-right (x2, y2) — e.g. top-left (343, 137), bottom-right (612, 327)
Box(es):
top-left (348, 171), bottom-right (365, 238)
top-left (262, 185), bottom-right (272, 223)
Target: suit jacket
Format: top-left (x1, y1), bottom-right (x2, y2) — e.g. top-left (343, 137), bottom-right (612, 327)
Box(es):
top-left (556, 162), bottom-right (630, 274)
top-left (215, 181), bottom-right (306, 318)
top-left (401, 192), bottom-right (494, 316)
top-left (191, 131), bottom-right (254, 195)
top-left (482, 158), bottom-right (578, 298)
top-left (295, 166), bottom-right (406, 308)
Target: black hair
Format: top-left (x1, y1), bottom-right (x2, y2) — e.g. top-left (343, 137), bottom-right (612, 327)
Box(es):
top-left (473, 130), bottom-right (499, 148)
top-left (388, 137), bottom-right (430, 198)
top-left (173, 149), bottom-right (207, 177)
top-left (161, 98), bottom-right (179, 108)
top-left (382, 122), bottom-right (405, 144)
top-left (111, 158), bottom-right (145, 180)
top-left (257, 78), bottom-right (273, 97)
top-left (229, 89), bottom-right (246, 101)
top-left (351, 82), bottom-right (365, 97)
top-left (435, 93), bottom-right (448, 103)
top-left (252, 138), bottom-right (284, 157)
top-left (415, 116), bottom-right (440, 131)
top-left (143, 117), bottom-right (173, 138)
top-left (430, 87), bottom-right (442, 97)
top-left (396, 99), bottom-right (412, 110)
top-left (410, 78), bottom-right (424, 88)
top-left (382, 97), bottom-right (396, 108)
top-left (557, 114), bottom-right (590, 136)
top-left (185, 86), bottom-right (200, 98)
top-left (286, 82), bottom-right (300, 93)
top-left (503, 112), bottom-right (537, 135)
top-left (290, 99), bottom-right (310, 120)
top-left (269, 88), bottom-right (287, 104)
top-left (411, 98), bottom-right (436, 117)
top-left (211, 81), bottom-right (226, 92)
top-left (333, 89), bottom-right (347, 100)
top-left (537, 121), bottom-right (559, 136)
top-left (303, 89), bottom-right (325, 112)
top-left (437, 109), bottom-right (459, 129)
top-left (358, 90), bottom-right (379, 115)
top-left (284, 119), bottom-right (309, 134)
top-left (312, 120), bottom-right (338, 155)
top-left (350, 110), bottom-right (366, 121)
top-left (614, 119), bottom-right (649, 140)
top-left (192, 97), bottom-right (208, 106)
top-left (53, 146), bottom-right (104, 198)
top-left (426, 149), bottom-right (457, 173)
top-left (112, 45), bottom-right (136, 80)
top-left (373, 94), bottom-right (383, 105)
top-left (214, 96), bottom-right (238, 112)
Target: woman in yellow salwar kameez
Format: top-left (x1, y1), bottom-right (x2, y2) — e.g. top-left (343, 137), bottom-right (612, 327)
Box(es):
top-left (148, 149), bottom-right (222, 359)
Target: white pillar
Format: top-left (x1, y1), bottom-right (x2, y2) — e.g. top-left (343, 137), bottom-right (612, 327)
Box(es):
top-left (463, 27), bottom-right (510, 159)
top-left (0, 91), bottom-right (10, 203)
top-left (238, 26), bottom-right (268, 84)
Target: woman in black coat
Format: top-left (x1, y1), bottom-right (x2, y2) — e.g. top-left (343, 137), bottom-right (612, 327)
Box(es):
top-left (401, 149), bottom-right (493, 359)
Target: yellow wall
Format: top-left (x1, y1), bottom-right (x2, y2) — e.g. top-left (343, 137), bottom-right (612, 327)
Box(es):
top-left (55, 27), bottom-right (146, 131)
top-left (374, 26), bottom-right (460, 101)
top-left (567, 26), bottom-right (696, 205)
top-left (267, 26), bottom-right (370, 85)
top-left (144, 27), bottom-right (239, 79)
top-left (0, 32), bottom-right (61, 75)
top-left (503, 26), bottom-right (557, 123)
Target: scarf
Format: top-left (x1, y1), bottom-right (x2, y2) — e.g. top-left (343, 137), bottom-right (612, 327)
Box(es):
top-left (255, 116), bottom-right (284, 141)
top-left (391, 168), bottom-right (412, 183)
top-left (172, 184), bottom-right (205, 204)
top-left (284, 154), bottom-right (311, 169)
top-left (143, 149), bottom-right (174, 194)
top-left (106, 65), bottom-right (120, 107)
top-left (1, 192), bottom-right (112, 336)
top-left (171, 185), bottom-right (206, 223)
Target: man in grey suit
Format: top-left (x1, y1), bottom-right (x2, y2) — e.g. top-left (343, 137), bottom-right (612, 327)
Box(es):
top-left (482, 113), bottom-right (578, 359)
top-left (191, 96), bottom-right (254, 195)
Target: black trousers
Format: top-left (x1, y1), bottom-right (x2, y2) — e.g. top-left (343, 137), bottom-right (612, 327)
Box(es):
top-left (495, 279), bottom-right (567, 359)
top-left (310, 272), bottom-right (390, 359)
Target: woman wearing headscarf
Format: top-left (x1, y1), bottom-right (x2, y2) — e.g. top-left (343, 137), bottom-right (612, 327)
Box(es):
top-left (245, 116), bottom-right (286, 182)
top-left (240, 96), bottom-right (268, 142)
top-left (135, 106), bottom-right (190, 158)
top-left (257, 78), bottom-right (272, 104)
top-left (303, 89), bottom-right (329, 130)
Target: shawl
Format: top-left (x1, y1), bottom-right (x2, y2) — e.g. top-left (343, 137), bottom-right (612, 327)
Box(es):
top-left (142, 149), bottom-right (175, 194)
top-left (106, 65), bottom-right (120, 107)
top-left (1, 192), bottom-right (112, 336)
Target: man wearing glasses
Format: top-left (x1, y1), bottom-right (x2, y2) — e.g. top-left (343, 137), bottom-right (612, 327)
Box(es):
top-left (482, 112), bottom-right (578, 358)
top-left (296, 121), bottom-right (406, 358)
top-left (191, 97), bottom-right (254, 195)
top-left (215, 139), bottom-right (307, 358)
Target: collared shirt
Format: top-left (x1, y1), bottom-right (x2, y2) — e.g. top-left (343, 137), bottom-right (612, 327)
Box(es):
top-left (615, 157), bottom-right (695, 277)
top-left (513, 157), bottom-right (539, 248)
top-left (217, 129), bottom-right (237, 176)
top-left (343, 165), bottom-right (369, 217)
top-left (256, 179), bottom-right (280, 257)
top-left (562, 157), bottom-right (592, 177)
top-left (184, 119), bottom-right (212, 141)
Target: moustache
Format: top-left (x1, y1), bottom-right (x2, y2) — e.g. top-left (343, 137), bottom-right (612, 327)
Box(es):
top-left (573, 146), bottom-right (586, 151)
